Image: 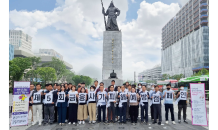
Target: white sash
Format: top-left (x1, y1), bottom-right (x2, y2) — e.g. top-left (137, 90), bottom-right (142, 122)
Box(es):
top-left (119, 92), bottom-right (127, 107)
top-left (44, 93), bottom-right (53, 104)
top-left (57, 92), bottom-right (65, 103)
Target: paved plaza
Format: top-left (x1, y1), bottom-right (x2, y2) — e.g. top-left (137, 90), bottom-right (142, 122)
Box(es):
top-left (9, 94), bottom-right (209, 130)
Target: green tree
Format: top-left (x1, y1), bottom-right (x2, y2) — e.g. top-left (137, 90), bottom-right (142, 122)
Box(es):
top-left (29, 56), bottom-right (41, 70)
top-left (192, 68), bottom-right (209, 77)
top-left (38, 67), bottom-right (57, 86)
top-left (24, 69), bottom-right (40, 83)
top-left (41, 57), bottom-right (66, 82)
top-left (72, 75), bottom-right (92, 86)
top-left (72, 75), bottom-right (81, 85)
top-left (61, 69), bottom-right (75, 83)
top-left (162, 74), bottom-right (170, 80)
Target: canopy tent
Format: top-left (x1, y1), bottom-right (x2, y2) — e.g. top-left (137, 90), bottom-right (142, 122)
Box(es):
top-left (179, 75), bottom-right (209, 82)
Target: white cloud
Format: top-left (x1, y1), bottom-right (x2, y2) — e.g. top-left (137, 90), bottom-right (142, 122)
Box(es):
top-left (9, 0), bottom-right (181, 81)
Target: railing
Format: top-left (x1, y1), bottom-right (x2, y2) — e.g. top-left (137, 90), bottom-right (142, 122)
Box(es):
top-left (201, 20), bottom-right (208, 24)
top-left (200, 9), bottom-right (208, 13)
top-left (200, 3), bottom-right (208, 7)
top-left (200, 14), bottom-right (208, 18)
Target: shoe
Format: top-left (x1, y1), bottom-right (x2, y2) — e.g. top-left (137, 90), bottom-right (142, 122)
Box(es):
top-left (65, 119), bottom-right (68, 123)
top-left (184, 120), bottom-right (188, 124)
top-left (172, 121), bottom-right (176, 125)
top-left (123, 122), bottom-right (126, 124)
top-left (158, 122), bottom-right (161, 125)
top-left (39, 122), bottom-right (42, 126)
top-left (68, 122), bottom-right (71, 124)
top-left (104, 121), bottom-right (107, 125)
top-left (145, 122), bottom-right (148, 125)
top-left (152, 121), bottom-right (157, 124)
top-left (32, 122), bottom-right (36, 126)
top-left (62, 123), bottom-right (65, 126)
top-left (78, 121), bottom-right (81, 124)
top-left (92, 121), bottom-right (96, 124)
top-left (140, 121), bottom-right (143, 124)
top-left (82, 121), bottom-right (85, 124)
top-left (59, 123), bottom-right (62, 126)
top-left (178, 120), bottom-right (181, 123)
top-left (73, 122), bottom-right (75, 125)
top-left (89, 121), bottom-right (91, 124)
top-left (119, 122), bottom-right (122, 125)
top-left (49, 122), bottom-right (53, 125)
top-left (165, 121), bottom-right (168, 124)
top-left (131, 123), bottom-right (134, 125)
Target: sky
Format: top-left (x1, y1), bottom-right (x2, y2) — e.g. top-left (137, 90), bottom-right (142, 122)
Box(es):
top-left (9, 0), bottom-right (189, 82)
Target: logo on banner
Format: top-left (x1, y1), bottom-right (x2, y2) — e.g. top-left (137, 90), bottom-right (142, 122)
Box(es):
top-left (153, 94), bottom-right (160, 104)
top-left (180, 91), bottom-right (187, 100)
top-left (108, 92), bottom-right (116, 102)
top-left (18, 94), bottom-right (27, 102)
top-left (45, 93), bottom-right (53, 104)
top-left (58, 92), bottom-right (65, 102)
top-left (79, 93), bottom-right (86, 103)
top-left (88, 92), bottom-right (95, 102)
top-left (130, 93), bottom-right (137, 103)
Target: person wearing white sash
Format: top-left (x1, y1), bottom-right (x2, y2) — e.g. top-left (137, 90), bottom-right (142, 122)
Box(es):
top-left (97, 85), bottom-right (107, 124)
top-left (29, 84), bottom-right (34, 124)
top-left (163, 84), bottom-right (176, 125)
top-left (68, 85), bottom-right (78, 125)
top-left (107, 85), bottom-right (117, 124)
top-left (31, 83), bottom-right (44, 126)
top-left (126, 84), bottom-right (132, 121)
top-left (176, 85), bottom-right (188, 124)
top-left (115, 86), bottom-right (121, 122)
top-left (53, 84), bottom-right (60, 123)
top-left (151, 85), bottom-right (163, 125)
top-left (139, 85), bottom-right (150, 125)
top-left (149, 85), bottom-right (155, 121)
top-left (77, 87), bottom-right (88, 125)
top-left (57, 85), bottom-right (69, 126)
top-left (42, 84), bottom-right (57, 125)
top-left (88, 86), bottom-right (97, 124)
top-left (118, 86), bottom-right (128, 124)
top-left (128, 87), bottom-right (140, 125)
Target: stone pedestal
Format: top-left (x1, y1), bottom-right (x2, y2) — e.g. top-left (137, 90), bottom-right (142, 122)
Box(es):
top-left (102, 79), bottom-right (123, 88)
top-left (102, 31), bottom-right (122, 80)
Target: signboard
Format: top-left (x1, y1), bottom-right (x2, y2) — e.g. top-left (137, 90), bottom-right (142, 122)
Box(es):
top-left (152, 94), bottom-right (160, 104)
top-left (57, 92), bottom-right (65, 103)
top-left (130, 93), bottom-right (137, 103)
top-left (79, 93), bottom-right (87, 103)
top-left (190, 83), bottom-right (208, 126)
top-left (108, 92), bottom-right (116, 102)
top-left (10, 81), bottom-right (30, 127)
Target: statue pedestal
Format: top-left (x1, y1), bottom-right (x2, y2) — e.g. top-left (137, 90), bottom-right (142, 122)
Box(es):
top-left (102, 78), bottom-right (123, 88)
top-left (102, 31), bottom-right (122, 79)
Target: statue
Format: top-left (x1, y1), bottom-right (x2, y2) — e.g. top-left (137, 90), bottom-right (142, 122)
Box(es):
top-left (101, 1), bottom-right (120, 31)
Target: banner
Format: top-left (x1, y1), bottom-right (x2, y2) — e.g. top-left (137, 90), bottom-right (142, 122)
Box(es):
top-left (152, 94), bottom-right (160, 104)
top-left (98, 92), bottom-right (106, 103)
top-left (88, 92), bottom-right (95, 102)
top-left (69, 93), bottom-right (77, 103)
top-left (130, 93), bottom-right (137, 103)
top-left (10, 81), bottom-right (30, 127)
top-left (79, 93), bottom-right (87, 103)
top-left (108, 92), bottom-right (116, 102)
top-left (57, 92), bottom-right (65, 103)
top-left (44, 93), bottom-right (53, 104)
top-left (190, 83), bottom-right (208, 126)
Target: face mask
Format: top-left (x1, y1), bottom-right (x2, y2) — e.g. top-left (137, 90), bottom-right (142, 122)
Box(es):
top-left (91, 89), bottom-right (94, 91)
top-left (151, 87), bottom-right (154, 90)
top-left (180, 87), bottom-right (184, 90)
top-left (138, 86), bottom-right (141, 88)
top-left (167, 88), bottom-right (170, 90)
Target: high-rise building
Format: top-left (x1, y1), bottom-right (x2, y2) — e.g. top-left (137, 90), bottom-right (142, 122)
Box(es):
top-left (9, 44), bottom-right (14, 61)
top-left (161, 0), bottom-right (209, 77)
top-left (9, 30), bottom-right (34, 57)
top-left (138, 64), bottom-right (161, 82)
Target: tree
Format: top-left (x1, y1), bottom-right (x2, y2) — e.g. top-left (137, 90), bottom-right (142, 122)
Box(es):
top-left (162, 74), bottom-right (170, 80)
top-left (72, 75), bottom-right (81, 85)
top-left (72, 75), bottom-right (92, 86)
top-left (9, 57), bottom-right (32, 87)
top-left (192, 68), bottom-right (209, 77)
top-left (61, 69), bottom-right (75, 83)
top-left (29, 56), bottom-right (41, 70)
top-left (38, 67), bottom-right (57, 86)
top-left (41, 57), bottom-right (66, 82)
top-left (24, 69), bottom-right (40, 83)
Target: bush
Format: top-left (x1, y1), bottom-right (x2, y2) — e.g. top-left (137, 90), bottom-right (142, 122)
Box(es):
top-left (8, 88), bottom-right (13, 93)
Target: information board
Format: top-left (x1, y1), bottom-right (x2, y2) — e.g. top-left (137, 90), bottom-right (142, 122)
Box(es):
top-left (190, 83), bottom-right (208, 126)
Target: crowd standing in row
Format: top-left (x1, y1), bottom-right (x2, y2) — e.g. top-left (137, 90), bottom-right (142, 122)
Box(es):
top-left (28, 80), bottom-right (189, 126)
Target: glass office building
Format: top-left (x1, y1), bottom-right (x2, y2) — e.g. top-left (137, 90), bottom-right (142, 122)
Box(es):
top-left (9, 44), bottom-right (14, 61)
top-left (161, 0), bottom-right (209, 77)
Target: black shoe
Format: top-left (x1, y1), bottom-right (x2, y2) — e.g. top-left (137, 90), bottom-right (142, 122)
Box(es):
top-left (158, 122), bottom-right (161, 125)
top-left (49, 122), bottom-right (53, 125)
top-left (123, 122), bottom-right (126, 124)
top-left (184, 120), bottom-right (188, 124)
top-left (97, 121), bottom-right (101, 123)
top-left (152, 121), bottom-right (157, 124)
top-left (43, 122), bottom-right (48, 126)
top-left (119, 122), bottom-right (122, 125)
top-left (140, 121), bottom-right (143, 124)
top-left (104, 121), bottom-right (107, 125)
top-left (145, 122), bottom-right (148, 125)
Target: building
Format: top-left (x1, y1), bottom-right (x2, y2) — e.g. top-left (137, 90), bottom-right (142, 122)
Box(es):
top-left (9, 44), bottom-right (14, 61)
top-left (9, 30), bottom-right (34, 58)
top-left (34, 49), bottom-right (73, 69)
top-left (161, 0), bottom-right (209, 77)
top-left (138, 64), bottom-right (162, 82)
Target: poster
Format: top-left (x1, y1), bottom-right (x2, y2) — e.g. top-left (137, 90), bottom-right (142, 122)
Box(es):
top-left (130, 93), bottom-right (137, 103)
top-left (11, 81), bottom-right (30, 127)
top-left (190, 83), bottom-right (208, 126)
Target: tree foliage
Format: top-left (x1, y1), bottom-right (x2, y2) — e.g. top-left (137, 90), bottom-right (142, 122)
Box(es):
top-left (191, 68), bottom-right (209, 77)
top-left (61, 69), bottom-right (75, 83)
top-left (29, 56), bottom-right (41, 70)
top-left (72, 75), bottom-right (92, 86)
top-left (38, 67), bottom-right (57, 85)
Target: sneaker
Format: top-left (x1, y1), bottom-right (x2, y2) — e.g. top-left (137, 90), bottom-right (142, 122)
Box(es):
top-left (131, 123), bottom-right (134, 125)
top-left (62, 123), bottom-right (65, 126)
top-left (145, 122), bottom-right (148, 125)
top-left (49, 122), bottom-right (53, 125)
top-left (89, 121), bottom-right (91, 124)
top-left (59, 123), bottom-right (62, 126)
top-left (152, 121), bottom-right (157, 124)
top-left (178, 120), bottom-right (181, 123)
top-left (78, 121), bottom-right (81, 125)
top-left (39, 122), bottom-right (42, 126)
top-left (184, 120), bottom-right (188, 124)
top-left (82, 121), bottom-right (85, 124)
top-left (165, 121), bottom-right (168, 124)
top-left (158, 122), bottom-right (161, 125)
top-left (140, 121), bottom-right (144, 124)
top-left (68, 122), bottom-right (71, 124)
top-left (133, 123), bottom-right (136, 125)
top-left (104, 121), bottom-right (107, 125)
top-left (65, 119), bottom-right (68, 123)
top-left (92, 121), bottom-right (96, 124)
top-left (32, 122), bottom-right (36, 126)
top-left (172, 121), bottom-right (176, 125)
top-left (73, 122), bottom-right (75, 125)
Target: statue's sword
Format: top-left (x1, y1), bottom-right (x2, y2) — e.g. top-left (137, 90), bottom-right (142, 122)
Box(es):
top-left (101, 0), bottom-right (107, 30)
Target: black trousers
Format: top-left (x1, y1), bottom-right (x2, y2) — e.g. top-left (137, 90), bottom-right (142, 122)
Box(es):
top-left (54, 106), bottom-right (58, 122)
top-left (42, 105), bottom-right (44, 120)
top-left (150, 105), bottom-right (154, 119)
top-left (141, 103), bottom-right (148, 122)
top-left (66, 107), bottom-right (69, 120)
top-left (153, 104), bottom-right (162, 122)
top-left (98, 105), bottom-right (106, 122)
top-left (69, 103), bottom-right (78, 123)
top-left (178, 105), bottom-right (187, 121)
top-left (130, 106), bottom-right (138, 123)
top-left (165, 104), bottom-right (175, 121)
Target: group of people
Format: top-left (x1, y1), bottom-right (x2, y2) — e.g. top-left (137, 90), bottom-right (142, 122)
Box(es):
top-left (28, 80), bottom-right (189, 126)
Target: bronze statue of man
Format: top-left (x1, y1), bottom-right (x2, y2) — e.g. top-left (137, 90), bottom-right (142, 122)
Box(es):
top-left (102, 1), bottom-right (120, 31)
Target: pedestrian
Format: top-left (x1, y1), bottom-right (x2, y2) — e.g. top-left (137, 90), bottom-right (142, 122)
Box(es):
top-left (77, 87), bottom-right (88, 125)
top-left (107, 85), bottom-right (117, 124)
top-left (54, 84), bottom-right (60, 123)
top-left (42, 84), bottom-right (48, 122)
top-left (115, 86), bottom-right (121, 122)
top-left (149, 85), bottom-right (155, 121)
top-left (88, 86), bottom-right (97, 124)
top-left (97, 85), bottom-right (107, 124)
top-left (43, 84), bottom-right (57, 125)
top-left (118, 85), bottom-right (128, 124)
top-left (68, 85), bottom-right (78, 125)
top-left (139, 85), bottom-right (149, 124)
top-left (29, 84), bottom-right (34, 124)
top-left (57, 85), bottom-right (69, 126)
top-left (31, 83), bottom-right (44, 126)
top-left (163, 84), bottom-right (176, 125)
top-left (128, 87), bottom-right (140, 125)
top-left (126, 84), bottom-right (132, 121)
top-left (151, 85), bottom-right (163, 125)
top-left (176, 85), bottom-right (188, 124)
